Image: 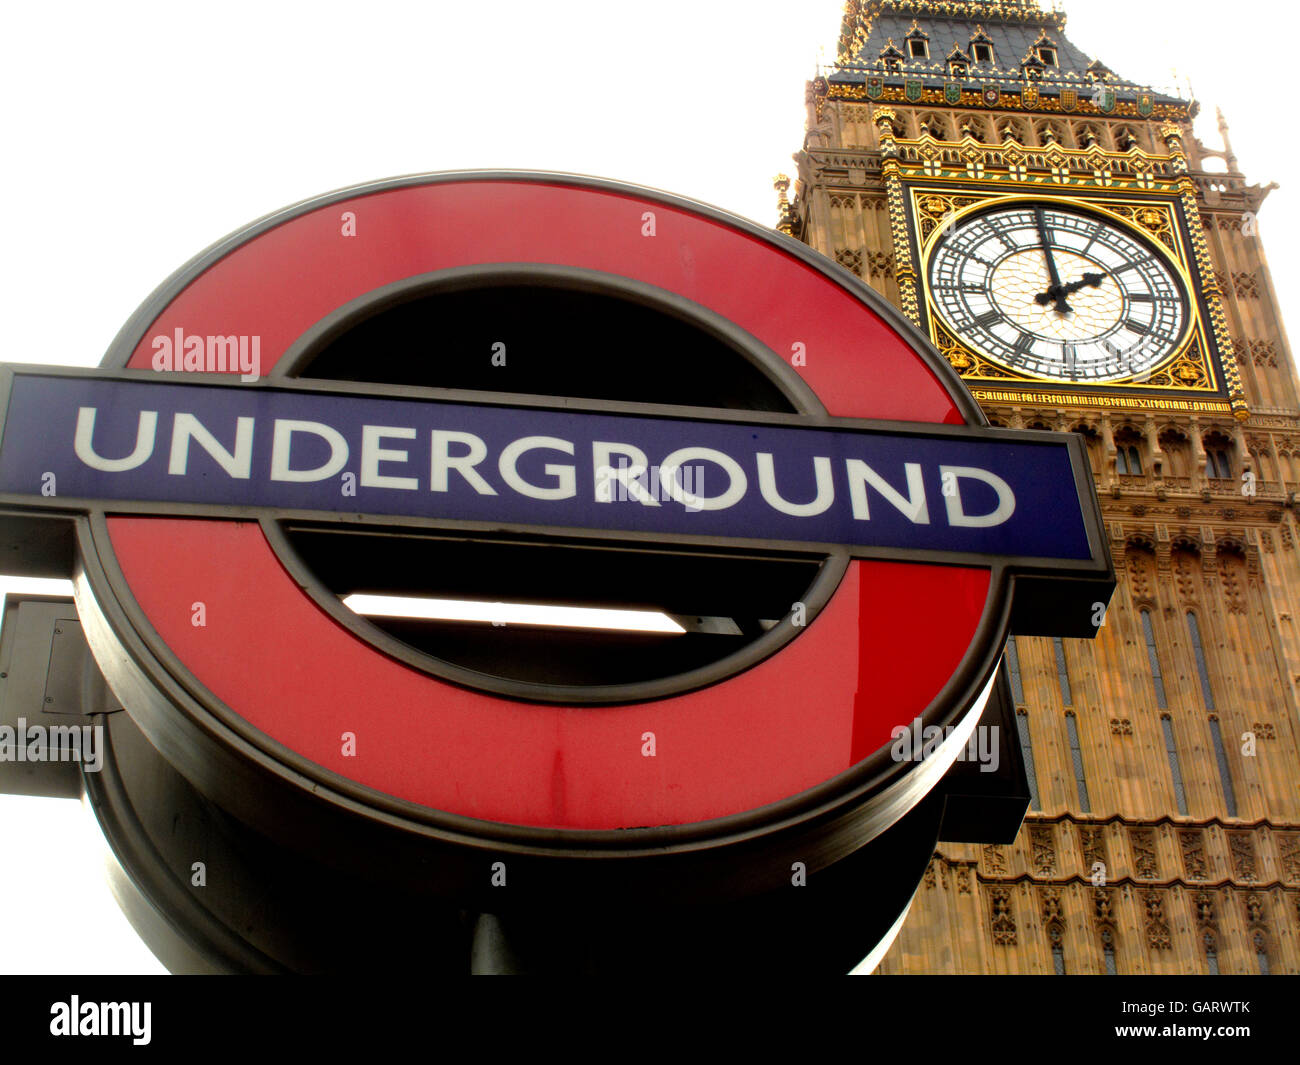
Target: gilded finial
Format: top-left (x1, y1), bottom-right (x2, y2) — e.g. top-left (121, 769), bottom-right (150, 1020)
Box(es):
top-left (774, 175), bottom-right (794, 236)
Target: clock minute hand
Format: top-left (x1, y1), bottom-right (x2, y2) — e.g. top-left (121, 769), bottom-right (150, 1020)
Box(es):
top-left (1031, 207), bottom-right (1077, 314)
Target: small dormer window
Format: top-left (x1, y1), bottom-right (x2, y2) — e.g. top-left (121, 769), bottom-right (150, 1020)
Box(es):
top-left (1087, 59), bottom-right (1114, 82)
top-left (972, 42), bottom-right (993, 63)
top-left (879, 38), bottom-right (906, 73)
top-left (904, 19), bottom-right (930, 60)
top-left (1039, 46), bottom-right (1058, 67)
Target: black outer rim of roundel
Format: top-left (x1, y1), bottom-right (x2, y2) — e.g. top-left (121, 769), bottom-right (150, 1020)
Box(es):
top-left (77, 170), bottom-right (1009, 888)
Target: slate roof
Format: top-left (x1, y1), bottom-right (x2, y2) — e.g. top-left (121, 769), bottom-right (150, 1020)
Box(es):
top-left (830, 0), bottom-right (1185, 106)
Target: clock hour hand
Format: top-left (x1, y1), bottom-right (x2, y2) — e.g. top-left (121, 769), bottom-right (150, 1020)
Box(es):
top-left (1054, 271), bottom-right (1106, 300)
top-left (1034, 270), bottom-right (1107, 304)
top-left (1035, 269), bottom-right (1106, 314)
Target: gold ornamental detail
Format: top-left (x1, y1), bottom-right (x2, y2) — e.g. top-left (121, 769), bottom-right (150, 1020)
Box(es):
top-left (825, 82), bottom-right (1191, 122)
top-left (909, 187), bottom-right (1222, 397)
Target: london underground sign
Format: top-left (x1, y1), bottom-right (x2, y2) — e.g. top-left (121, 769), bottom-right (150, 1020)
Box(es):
top-left (0, 172), bottom-right (1112, 969)
top-left (1, 372), bottom-right (1092, 564)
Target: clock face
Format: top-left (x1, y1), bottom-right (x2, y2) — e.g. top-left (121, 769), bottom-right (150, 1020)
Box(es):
top-left (927, 202), bottom-right (1190, 383)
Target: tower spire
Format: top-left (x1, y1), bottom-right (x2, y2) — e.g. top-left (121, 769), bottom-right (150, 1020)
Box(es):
top-left (1216, 107), bottom-right (1239, 170)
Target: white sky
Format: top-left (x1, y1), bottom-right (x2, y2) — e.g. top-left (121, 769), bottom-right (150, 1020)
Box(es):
top-left (0, 0), bottom-right (1295, 974)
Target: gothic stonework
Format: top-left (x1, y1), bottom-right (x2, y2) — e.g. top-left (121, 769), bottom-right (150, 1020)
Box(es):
top-left (1229, 832), bottom-right (1258, 882)
top-left (1030, 826), bottom-right (1056, 876)
top-left (1130, 828), bottom-right (1158, 880)
top-left (1180, 829), bottom-right (1208, 880)
top-left (982, 844), bottom-right (1008, 876)
top-left (1144, 891), bottom-right (1172, 950)
top-left (802, 0), bottom-right (1300, 976)
top-left (1279, 834), bottom-right (1300, 884)
top-left (989, 886), bottom-right (1017, 945)
top-left (1193, 890), bottom-right (1216, 929)
top-left (1079, 825), bottom-right (1106, 876)
top-left (1040, 886), bottom-right (1064, 924)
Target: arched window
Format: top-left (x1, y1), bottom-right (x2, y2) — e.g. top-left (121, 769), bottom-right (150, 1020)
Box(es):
top-left (1190, 610), bottom-right (1238, 815)
top-left (1114, 429), bottom-right (1144, 475)
top-left (1072, 423), bottom-right (1102, 477)
top-left (1035, 120), bottom-right (1067, 147)
top-left (1186, 612), bottom-right (1214, 710)
top-left (1065, 710), bottom-right (1090, 813)
top-left (1003, 638), bottom-right (1040, 811)
top-left (1160, 713), bottom-right (1188, 816)
top-left (1159, 426), bottom-right (1191, 480)
top-left (1100, 926), bottom-right (1118, 974)
top-left (918, 113), bottom-right (949, 140)
top-left (997, 117), bottom-right (1029, 144)
top-left (1254, 930), bottom-right (1270, 975)
top-left (1206, 444), bottom-right (1233, 480)
top-left (1203, 930), bottom-right (1219, 975)
top-left (1004, 636), bottom-right (1025, 704)
top-left (1053, 636), bottom-right (1073, 707)
top-left (1048, 923), bottom-right (1066, 974)
top-left (1140, 609), bottom-right (1167, 709)
top-left (1208, 715), bottom-right (1238, 817)
top-left (1114, 427), bottom-right (1144, 476)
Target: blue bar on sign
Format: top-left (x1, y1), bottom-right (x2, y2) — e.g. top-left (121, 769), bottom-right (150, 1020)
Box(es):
top-left (0, 374), bottom-right (1092, 561)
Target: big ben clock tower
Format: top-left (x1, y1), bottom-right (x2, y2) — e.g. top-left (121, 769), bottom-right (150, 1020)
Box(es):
top-left (782, 0), bottom-right (1300, 974)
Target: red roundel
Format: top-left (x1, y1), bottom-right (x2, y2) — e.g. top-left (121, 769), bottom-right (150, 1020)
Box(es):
top-left (88, 173), bottom-right (997, 835)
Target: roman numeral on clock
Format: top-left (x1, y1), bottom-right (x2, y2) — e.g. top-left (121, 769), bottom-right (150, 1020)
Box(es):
top-left (1061, 343), bottom-right (1078, 375)
top-left (1081, 223), bottom-right (1106, 256)
top-left (975, 310), bottom-right (1002, 328)
top-left (1014, 332), bottom-right (1036, 356)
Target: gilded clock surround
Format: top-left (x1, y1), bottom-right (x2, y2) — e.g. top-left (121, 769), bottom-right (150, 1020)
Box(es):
top-left (915, 190), bottom-right (1213, 392)
top-left (866, 108), bottom-right (1242, 416)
